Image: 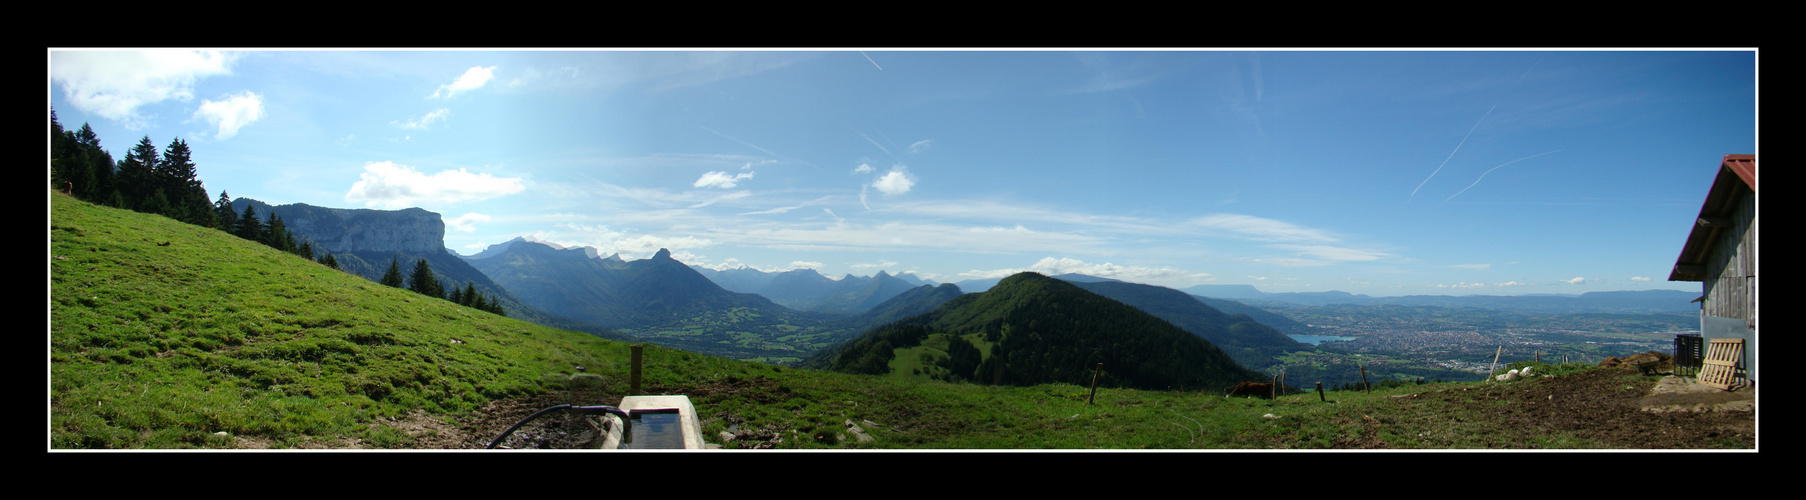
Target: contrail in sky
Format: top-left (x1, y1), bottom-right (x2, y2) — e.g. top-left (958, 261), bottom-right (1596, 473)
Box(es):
top-left (855, 129), bottom-right (897, 161)
top-left (701, 125), bottom-right (820, 171)
top-left (861, 51), bottom-right (883, 70)
top-left (1441, 149), bottom-right (1564, 204)
top-left (1411, 103), bottom-right (1498, 200)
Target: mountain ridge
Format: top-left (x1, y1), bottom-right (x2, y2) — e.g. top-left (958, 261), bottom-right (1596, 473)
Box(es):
top-left (818, 272), bottom-right (1263, 391)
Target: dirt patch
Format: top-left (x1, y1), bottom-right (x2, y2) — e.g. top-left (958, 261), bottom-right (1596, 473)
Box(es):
top-left (453, 392), bottom-right (618, 449)
top-left (378, 411), bottom-right (473, 449)
top-left (1411, 368), bottom-right (1754, 449)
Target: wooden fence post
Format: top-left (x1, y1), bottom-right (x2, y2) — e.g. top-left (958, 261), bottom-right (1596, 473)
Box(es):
top-left (1316, 381), bottom-right (1325, 402)
top-left (630, 344), bottom-right (643, 395)
top-left (1359, 364), bottom-right (1370, 394)
top-left (1484, 345), bottom-right (1503, 383)
top-left (1087, 363), bottom-right (1103, 405)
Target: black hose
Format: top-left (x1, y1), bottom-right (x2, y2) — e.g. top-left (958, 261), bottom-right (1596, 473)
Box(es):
top-left (486, 404), bottom-right (573, 449)
top-left (485, 404), bottom-right (634, 449)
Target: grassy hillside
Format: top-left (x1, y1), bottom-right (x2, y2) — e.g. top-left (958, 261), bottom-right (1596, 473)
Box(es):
top-left (49, 192), bottom-right (662, 448)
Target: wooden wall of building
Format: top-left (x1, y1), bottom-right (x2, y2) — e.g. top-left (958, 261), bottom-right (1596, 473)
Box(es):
top-left (1702, 192), bottom-right (1756, 328)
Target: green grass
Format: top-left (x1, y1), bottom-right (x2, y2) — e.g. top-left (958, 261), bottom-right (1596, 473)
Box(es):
top-left (51, 193), bottom-right (672, 448)
top-left (53, 192), bottom-right (1714, 450)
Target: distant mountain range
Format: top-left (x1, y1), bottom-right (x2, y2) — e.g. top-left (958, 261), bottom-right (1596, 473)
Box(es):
top-left (1181, 285), bottom-right (1698, 314)
top-left (691, 266), bottom-right (935, 315)
top-left (463, 239), bottom-right (807, 332)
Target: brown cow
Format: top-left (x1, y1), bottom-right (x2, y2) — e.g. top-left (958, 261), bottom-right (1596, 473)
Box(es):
top-left (1226, 381), bottom-right (1273, 399)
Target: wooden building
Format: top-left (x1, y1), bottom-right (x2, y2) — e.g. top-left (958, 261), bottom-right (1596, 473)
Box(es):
top-left (1669, 154), bottom-right (1755, 382)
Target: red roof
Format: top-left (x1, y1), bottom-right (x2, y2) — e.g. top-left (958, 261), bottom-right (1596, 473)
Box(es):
top-left (1669, 155), bottom-right (1756, 282)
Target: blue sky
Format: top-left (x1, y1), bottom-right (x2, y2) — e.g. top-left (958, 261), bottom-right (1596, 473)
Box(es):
top-left (48, 49), bottom-right (1756, 296)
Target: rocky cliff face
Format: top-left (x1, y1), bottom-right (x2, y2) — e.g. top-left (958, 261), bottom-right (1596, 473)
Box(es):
top-left (234, 199), bottom-right (445, 254)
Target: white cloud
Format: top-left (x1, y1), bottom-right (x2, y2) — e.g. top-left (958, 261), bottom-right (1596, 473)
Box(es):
top-left (430, 66), bottom-right (496, 99)
top-left (1560, 277), bottom-right (1587, 285)
top-left (609, 235), bottom-right (714, 260)
top-left (872, 167), bottom-right (915, 195)
top-left (343, 161), bottom-right (526, 209)
top-left (190, 90), bottom-right (264, 139)
top-left (850, 260), bottom-right (900, 271)
top-left (697, 258), bottom-right (749, 271)
top-left (1271, 244), bottom-right (1388, 262)
top-left (538, 223), bottom-right (714, 262)
top-left (907, 139), bottom-right (933, 155)
top-left (789, 261), bottom-right (824, 270)
top-left (1629, 276), bottom-right (1652, 282)
top-left (1494, 281), bottom-right (1527, 287)
top-left (688, 190), bottom-right (752, 208)
top-left (445, 213), bottom-right (491, 232)
top-left (1028, 257), bottom-right (1212, 284)
top-left (957, 268), bottom-right (1022, 280)
top-left (51, 50), bottom-right (235, 129)
top-left (851, 163), bottom-right (874, 174)
top-left (396, 108), bottom-right (451, 130)
top-left (1431, 282), bottom-right (1489, 289)
top-left (694, 170), bottom-right (755, 189)
top-left (739, 196), bottom-right (833, 216)
top-left (961, 257), bottom-right (1213, 287)
top-left (1190, 214), bottom-right (1339, 243)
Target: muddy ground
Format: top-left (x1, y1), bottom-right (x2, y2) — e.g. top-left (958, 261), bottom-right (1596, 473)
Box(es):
top-left (1398, 367), bottom-right (1755, 448)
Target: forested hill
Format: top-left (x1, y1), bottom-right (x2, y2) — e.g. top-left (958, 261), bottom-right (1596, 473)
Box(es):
top-left (1067, 280), bottom-right (1305, 369)
top-left (819, 272), bottom-right (1262, 392)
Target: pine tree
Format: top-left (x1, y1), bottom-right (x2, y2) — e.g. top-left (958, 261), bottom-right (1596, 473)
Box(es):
top-left (264, 214), bottom-right (292, 252)
top-left (408, 259), bottom-right (443, 298)
top-left (237, 205), bottom-right (263, 241)
top-left (78, 125), bottom-right (115, 202)
top-left (381, 257), bottom-right (404, 287)
top-left (319, 253), bottom-right (340, 270)
top-left (50, 108), bottom-right (75, 192)
top-left (157, 138), bottom-right (197, 198)
top-left (157, 138), bottom-right (213, 227)
top-left (139, 188), bottom-right (172, 217)
top-left (117, 136), bottom-right (159, 210)
top-left (468, 289), bottom-right (488, 311)
top-left (215, 192), bottom-right (239, 232)
top-left (460, 283), bottom-right (479, 307)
